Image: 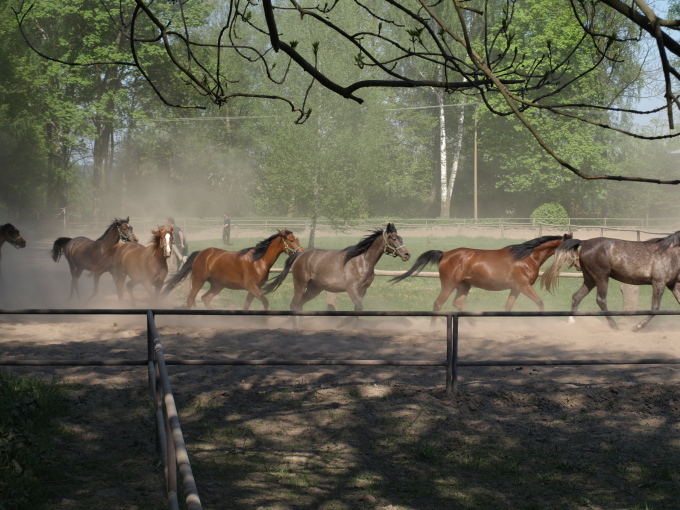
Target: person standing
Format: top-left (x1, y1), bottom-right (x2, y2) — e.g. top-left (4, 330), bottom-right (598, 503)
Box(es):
top-left (222, 213), bottom-right (231, 245)
top-left (167, 217), bottom-right (188, 256)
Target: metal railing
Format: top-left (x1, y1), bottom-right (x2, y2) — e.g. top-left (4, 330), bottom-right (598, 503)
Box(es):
top-left (2, 308), bottom-right (680, 508)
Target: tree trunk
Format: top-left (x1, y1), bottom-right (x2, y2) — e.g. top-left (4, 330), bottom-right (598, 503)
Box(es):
top-left (437, 89), bottom-right (449, 218)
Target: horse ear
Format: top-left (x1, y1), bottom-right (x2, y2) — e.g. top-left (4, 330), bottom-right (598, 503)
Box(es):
top-left (386, 223), bottom-right (395, 233)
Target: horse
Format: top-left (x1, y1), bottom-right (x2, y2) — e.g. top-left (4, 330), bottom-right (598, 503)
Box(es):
top-left (162, 229), bottom-right (303, 310)
top-left (0, 223), bottom-right (27, 278)
top-left (540, 232), bottom-right (680, 331)
top-left (391, 234), bottom-right (572, 324)
top-left (93, 225), bottom-right (173, 305)
top-left (262, 223), bottom-right (410, 317)
top-left (51, 217), bottom-right (137, 300)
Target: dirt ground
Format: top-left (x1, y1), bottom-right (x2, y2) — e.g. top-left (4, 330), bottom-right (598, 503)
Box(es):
top-left (1, 234), bottom-right (680, 509)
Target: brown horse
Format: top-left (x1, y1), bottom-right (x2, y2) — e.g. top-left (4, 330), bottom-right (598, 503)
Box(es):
top-left (162, 229), bottom-right (303, 310)
top-left (391, 234), bottom-right (571, 321)
top-left (0, 223), bottom-right (27, 278)
top-left (93, 225), bottom-right (173, 305)
top-left (51, 217), bottom-right (138, 300)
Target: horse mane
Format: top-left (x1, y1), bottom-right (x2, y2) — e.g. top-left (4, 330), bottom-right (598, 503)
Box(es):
top-left (508, 235), bottom-right (564, 261)
top-left (643, 230), bottom-right (680, 251)
top-left (0, 223), bottom-right (13, 232)
top-left (97, 217), bottom-right (129, 242)
top-left (342, 228), bottom-right (383, 265)
top-left (239, 230), bottom-right (292, 262)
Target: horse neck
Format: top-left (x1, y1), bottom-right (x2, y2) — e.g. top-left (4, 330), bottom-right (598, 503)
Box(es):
top-left (529, 241), bottom-right (562, 266)
top-left (99, 225), bottom-right (121, 250)
top-left (360, 235), bottom-right (386, 268)
top-left (260, 237), bottom-right (286, 268)
top-left (149, 237), bottom-right (166, 262)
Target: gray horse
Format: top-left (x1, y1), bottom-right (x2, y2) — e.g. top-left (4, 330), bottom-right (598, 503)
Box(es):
top-left (540, 232), bottom-right (680, 331)
top-left (263, 223), bottom-right (410, 315)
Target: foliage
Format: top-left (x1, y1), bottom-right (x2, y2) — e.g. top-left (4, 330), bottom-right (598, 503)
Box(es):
top-left (0, 372), bottom-right (68, 509)
top-left (530, 203), bottom-right (569, 225)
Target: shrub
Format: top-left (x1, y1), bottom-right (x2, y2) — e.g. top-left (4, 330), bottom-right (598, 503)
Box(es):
top-left (530, 203), bottom-right (569, 226)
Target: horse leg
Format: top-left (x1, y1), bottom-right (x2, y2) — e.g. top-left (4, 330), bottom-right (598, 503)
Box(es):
top-left (593, 279), bottom-right (618, 330)
top-left (290, 281), bottom-right (323, 328)
top-left (200, 283), bottom-right (225, 310)
top-left (633, 282), bottom-right (665, 332)
top-left (430, 279), bottom-right (459, 327)
top-left (569, 276), bottom-right (596, 324)
top-left (87, 273), bottom-right (102, 302)
top-left (183, 274), bottom-right (205, 310)
top-left (114, 273), bottom-right (126, 301)
top-left (69, 265), bottom-right (83, 301)
top-left (451, 282), bottom-right (475, 326)
top-left (126, 280), bottom-right (138, 307)
top-left (513, 285), bottom-right (545, 312)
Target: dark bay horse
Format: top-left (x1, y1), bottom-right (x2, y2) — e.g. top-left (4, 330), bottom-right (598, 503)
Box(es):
top-left (51, 217), bottom-right (137, 300)
top-left (263, 223), bottom-right (410, 314)
top-left (541, 232), bottom-right (680, 331)
top-left (0, 223), bottom-right (27, 278)
top-left (391, 234), bottom-right (571, 322)
top-left (93, 225), bottom-right (173, 305)
top-left (162, 229), bottom-right (303, 310)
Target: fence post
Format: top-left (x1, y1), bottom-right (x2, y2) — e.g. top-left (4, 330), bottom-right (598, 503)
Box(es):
top-left (446, 315), bottom-right (458, 397)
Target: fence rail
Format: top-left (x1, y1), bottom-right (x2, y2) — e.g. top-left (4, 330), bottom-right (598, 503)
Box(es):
top-left (23, 216), bottom-right (680, 241)
top-left (2, 308), bottom-right (680, 509)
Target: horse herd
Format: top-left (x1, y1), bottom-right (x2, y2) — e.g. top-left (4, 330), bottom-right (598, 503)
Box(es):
top-left (2, 219), bottom-right (680, 331)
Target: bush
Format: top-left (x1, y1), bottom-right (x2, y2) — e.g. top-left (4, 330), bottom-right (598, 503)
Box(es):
top-left (530, 203), bottom-right (569, 226)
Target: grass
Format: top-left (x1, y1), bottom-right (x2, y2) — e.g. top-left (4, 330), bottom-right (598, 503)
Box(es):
top-left (176, 233), bottom-right (677, 314)
top-left (0, 371), bottom-right (68, 510)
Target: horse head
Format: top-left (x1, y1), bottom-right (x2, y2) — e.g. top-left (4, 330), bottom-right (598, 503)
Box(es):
top-left (157, 225), bottom-right (174, 258)
top-left (116, 217), bottom-right (138, 243)
top-left (278, 229), bottom-right (304, 255)
top-left (2, 223), bottom-right (26, 248)
top-left (383, 223), bottom-right (410, 261)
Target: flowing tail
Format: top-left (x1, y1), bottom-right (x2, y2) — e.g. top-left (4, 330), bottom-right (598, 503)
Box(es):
top-left (261, 251), bottom-right (301, 294)
top-left (540, 238), bottom-right (582, 293)
top-left (51, 237), bottom-right (71, 262)
top-left (390, 250), bottom-right (443, 283)
top-left (161, 250), bottom-right (200, 297)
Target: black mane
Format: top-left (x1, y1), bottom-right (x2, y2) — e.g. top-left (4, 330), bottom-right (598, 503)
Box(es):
top-left (342, 228), bottom-right (384, 265)
top-left (644, 230), bottom-right (680, 251)
top-left (239, 230), bottom-right (292, 261)
top-left (97, 217), bottom-right (129, 242)
top-left (0, 223), bottom-right (14, 232)
top-left (508, 235), bottom-right (563, 261)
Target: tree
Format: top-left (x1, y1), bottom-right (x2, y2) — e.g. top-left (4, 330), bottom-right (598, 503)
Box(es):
top-left (12, 0), bottom-right (680, 186)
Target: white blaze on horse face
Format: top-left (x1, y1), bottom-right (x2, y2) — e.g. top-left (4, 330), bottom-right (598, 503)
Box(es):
top-left (164, 233), bottom-right (172, 257)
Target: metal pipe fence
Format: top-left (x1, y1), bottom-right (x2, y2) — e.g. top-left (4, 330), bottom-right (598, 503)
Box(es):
top-left (2, 308), bottom-right (680, 508)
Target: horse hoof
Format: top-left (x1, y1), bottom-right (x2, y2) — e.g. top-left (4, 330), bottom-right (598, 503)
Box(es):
top-left (567, 316), bottom-right (576, 324)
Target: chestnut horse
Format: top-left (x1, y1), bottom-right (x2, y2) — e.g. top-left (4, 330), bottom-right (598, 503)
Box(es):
top-left (391, 234), bottom-right (571, 322)
top-left (162, 229), bottom-right (303, 310)
top-left (51, 217), bottom-right (137, 300)
top-left (541, 231), bottom-right (680, 331)
top-left (262, 223), bottom-right (410, 313)
top-left (0, 223), bottom-right (27, 278)
top-left (93, 225), bottom-right (173, 305)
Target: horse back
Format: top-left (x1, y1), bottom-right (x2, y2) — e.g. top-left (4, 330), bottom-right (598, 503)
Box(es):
top-left (581, 237), bottom-right (680, 285)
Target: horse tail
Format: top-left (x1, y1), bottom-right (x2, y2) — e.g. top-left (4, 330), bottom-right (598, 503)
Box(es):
top-left (161, 251), bottom-right (199, 297)
top-left (390, 250), bottom-right (443, 283)
top-left (540, 239), bottom-right (582, 293)
top-left (51, 237), bottom-right (71, 262)
top-left (261, 251), bottom-right (301, 294)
